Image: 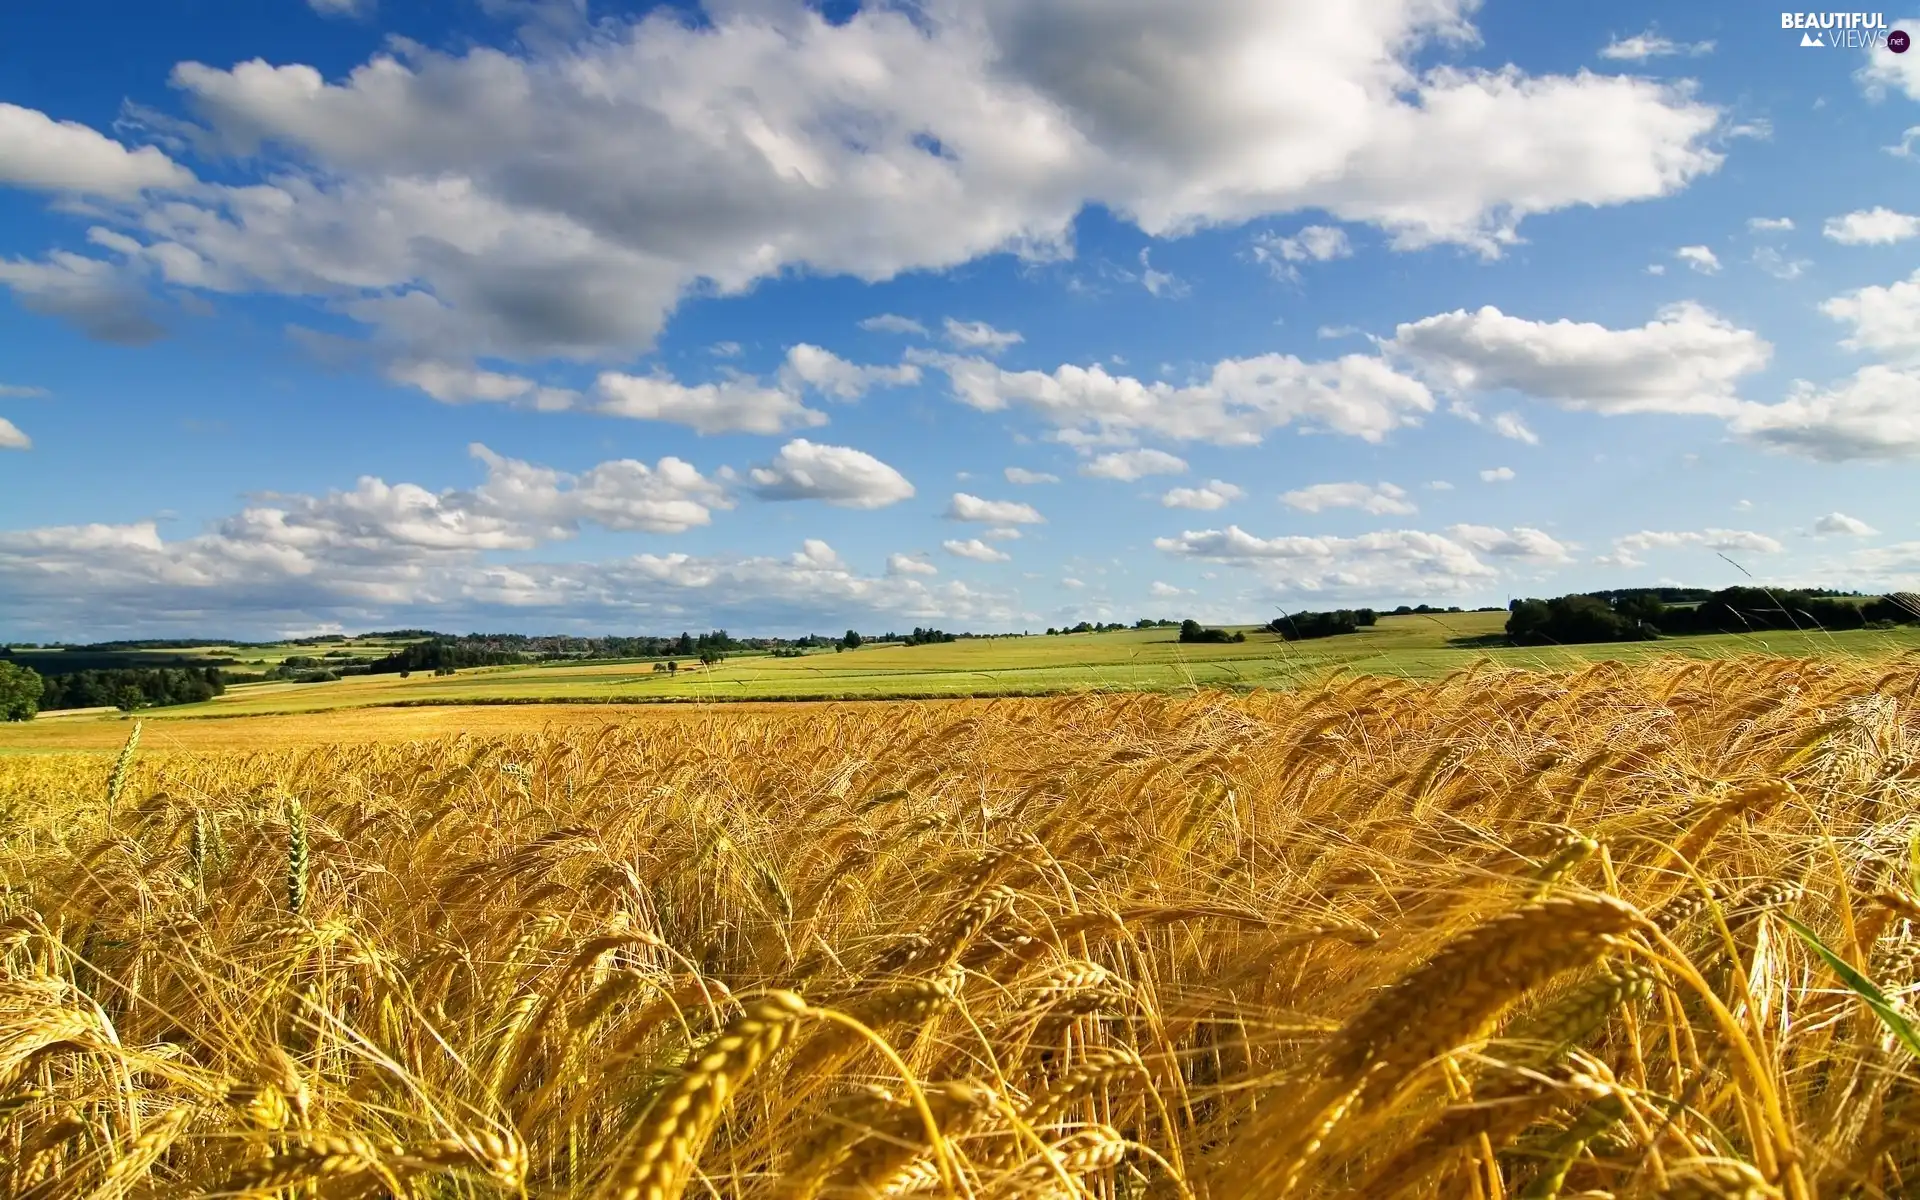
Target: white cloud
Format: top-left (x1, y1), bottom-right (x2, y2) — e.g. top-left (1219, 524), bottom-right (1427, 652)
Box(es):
top-left (780, 344), bottom-right (921, 399)
top-left (0, 384), bottom-right (48, 398)
top-left (982, 526), bottom-right (1023, 541)
top-left (1599, 31), bottom-right (1714, 60)
top-left (1479, 466), bottom-right (1516, 482)
top-left (1675, 245), bottom-right (1720, 273)
top-left (1004, 466), bottom-right (1060, 485)
top-left (1161, 480), bottom-right (1244, 510)
top-left (1645, 263), bottom-right (1666, 276)
top-left (944, 538), bottom-right (1012, 563)
top-left (1281, 481), bottom-right (1416, 515)
top-left (860, 314), bottom-right (929, 337)
top-left (1060, 577), bottom-right (1086, 589)
top-left (1747, 216), bottom-right (1794, 233)
top-left (1251, 224), bottom-right (1354, 281)
top-left (387, 360), bottom-right (577, 410)
top-left (0, 515), bottom-right (1016, 637)
top-left (947, 492), bottom-right (1045, 524)
top-left (943, 319), bottom-right (1024, 354)
top-left (4, 3), bottom-right (1723, 360)
top-left (708, 341), bottom-right (742, 358)
top-left (927, 349), bottom-right (1435, 446)
top-left (1600, 528), bottom-right (1784, 568)
top-left (1821, 269), bottom-right (1920, 360)
top-left (1730, 365), bottom-right (1920, 461)
top-left (747, 439), bottom-right (915, 509)
top-left (1389, 301), bottom-right (1768, 418)
top-left (1137, 249), bottom-right (1189, 299)
top-left (1149, 581), bottom-right (1187, 597)
top-left (0, 252), bottom-right (165, 344)
top-left (1752, 247), bottom-right (1808, 281)
top-left (1823, 207), bottom-right (1920, 245)
top-left (1813, 512), bottom-right (1877, 537)
top-left (1080, 448), bottom-right (1189, 481)
top-left (0, 418), bottom-right (30, 451)
top-left (1859, 22), bottom-right (1920, 100)
top-left (1427, 480), bottom-right (1454, 491)
top-left (1491, 411), bottom-right (1539, 444)
top-left (1888, 127), bottom-right (1920, 159)
top-left (1154, 525), bottom-right (1503, 595)
top-left (887, 553), bottom-right (938, 576)
top-left (593, 371), bottom-right (825, 435)
top-left (308, 0), bottom-right (372, 15)
top-left (0, 103), bottom-right (195, 197)
top-left (1447, 523), bottom-right (1573, 562)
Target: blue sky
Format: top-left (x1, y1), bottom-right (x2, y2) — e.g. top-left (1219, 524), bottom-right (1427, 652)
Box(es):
top-left (4, 1), bottom-right (1920, 638)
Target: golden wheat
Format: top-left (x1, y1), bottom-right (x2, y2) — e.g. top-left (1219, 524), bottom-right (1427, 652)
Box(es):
top-left (0, 653), bottom-right (1916, 1197)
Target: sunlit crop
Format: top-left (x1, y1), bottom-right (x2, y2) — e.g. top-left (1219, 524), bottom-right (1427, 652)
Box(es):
top-left (1, 653), bottom-right (1916, 1198)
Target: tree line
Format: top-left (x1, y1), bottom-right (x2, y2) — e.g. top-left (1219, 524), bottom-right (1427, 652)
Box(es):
top-left (0, 663), bottom-right (228, 716)
top-left (1506, 587), bottom-right (1920, 645)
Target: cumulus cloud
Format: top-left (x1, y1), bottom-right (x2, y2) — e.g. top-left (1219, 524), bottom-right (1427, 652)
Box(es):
top-left (593, 371), bottom-right (825, 435)
top-left (1823, 207), bottom-right (1920, 245)
top-left (1149, 580), bottom-right (1187, 597)
top-left (0, 252), bottom-right (166, 344)
top-left (1675, 245), bottom-right (1720, 273)
top-left (1748, 216), bottom-right (1794, 233)
top-left (747, 439), bottom-right (915, 509)
top-left (1281, 481), bottom-right (1416, 515)
top-left (1479, 466), bottom-right (1516, 482)
top-left (926, 349), bottom-right (1435, 446)
top-left (0, 2), bottom-right (1724, 364)
top-left (1599, 528), bottom-right (1783, 568)
top-left (1730, 366), bottom-right (1920, 461)
top-left (1161, 480), bottom-right (1244, 510)
top-left (887, 553), bottom-right (938, 576)
top-left (780, 343), bottom-right (921, 399)
top-left (1859, 24), bottom-right (1920, 100)
top-left (947, 492), bottom-right (1045, 524)
top-left (1599, 31), bottom-right (1714, 60)
top-left (0, 103), bottom-right (195, 196)
top-left (1004, 466), bottom-right (1060, 484)
top-left (944, 537), bottom-right (1012, 563)
top-left (943, 319), bottom-right (1024, 354)
top-left (1492, 411), bottom-right (1539, 443)
top-left (1813, 512), bottom-right (1877, 537)
top-left (0, 418), bottom-right (30, 451)
top-left (860, 313), bottom-right (929, 337)
top-left (1447, 523), bottom-right (1573, 562)
top-left (307, 0), bottom-right (373, 16)
top-left (1821, 269), bottom-right (1920, 360)
top-left (1080, 448), bottom-right (1189, 481)
top-left (1389, 301), bottom-right (1769, 418)
top-left (0, 449), bottom-right (1030, 635)
top-left (1155, 524), bottom-right (1510, 595)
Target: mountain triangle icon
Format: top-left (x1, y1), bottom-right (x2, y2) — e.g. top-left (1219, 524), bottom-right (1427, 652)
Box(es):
top-left (1801, 31), bottom-right (1824, 46)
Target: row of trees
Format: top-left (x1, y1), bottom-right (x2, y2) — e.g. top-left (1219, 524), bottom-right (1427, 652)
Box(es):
top-left (1178, 620), bottom-right (1246, 644)
top-left (1, 664), bottom-right (228, 715)
top-left (1268, 609), bottom-right (1379, 641)
top-left (1506, 588), bottom-right (1920, 645)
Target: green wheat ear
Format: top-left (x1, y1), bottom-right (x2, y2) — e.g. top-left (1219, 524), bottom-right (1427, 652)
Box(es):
top-left (284, 791), bottom-right (309, 916)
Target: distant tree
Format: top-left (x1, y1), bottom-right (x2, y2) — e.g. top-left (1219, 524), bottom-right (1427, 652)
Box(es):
top-left (841, 629), bottom-right (863, 650)
top-left (1178, 620), bottom-right (1243, 644)
top-left (699, 648), bottom-right (724, 666)
top-left (0, 662), bottom-right (42, 721)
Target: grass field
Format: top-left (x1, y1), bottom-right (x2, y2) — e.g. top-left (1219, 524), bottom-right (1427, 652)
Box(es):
top-left (0, 653), bottom-right (1915, 1197)
top-left (10, 613), bottom-right (1920, 754)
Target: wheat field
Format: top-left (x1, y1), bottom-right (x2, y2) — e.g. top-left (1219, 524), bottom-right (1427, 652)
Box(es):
top-left (1, 654), bottom-right (1918, 1198)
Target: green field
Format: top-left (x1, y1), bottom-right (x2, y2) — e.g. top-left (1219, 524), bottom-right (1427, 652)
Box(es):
top-left (14, 610), bottom-right (1920, 732)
